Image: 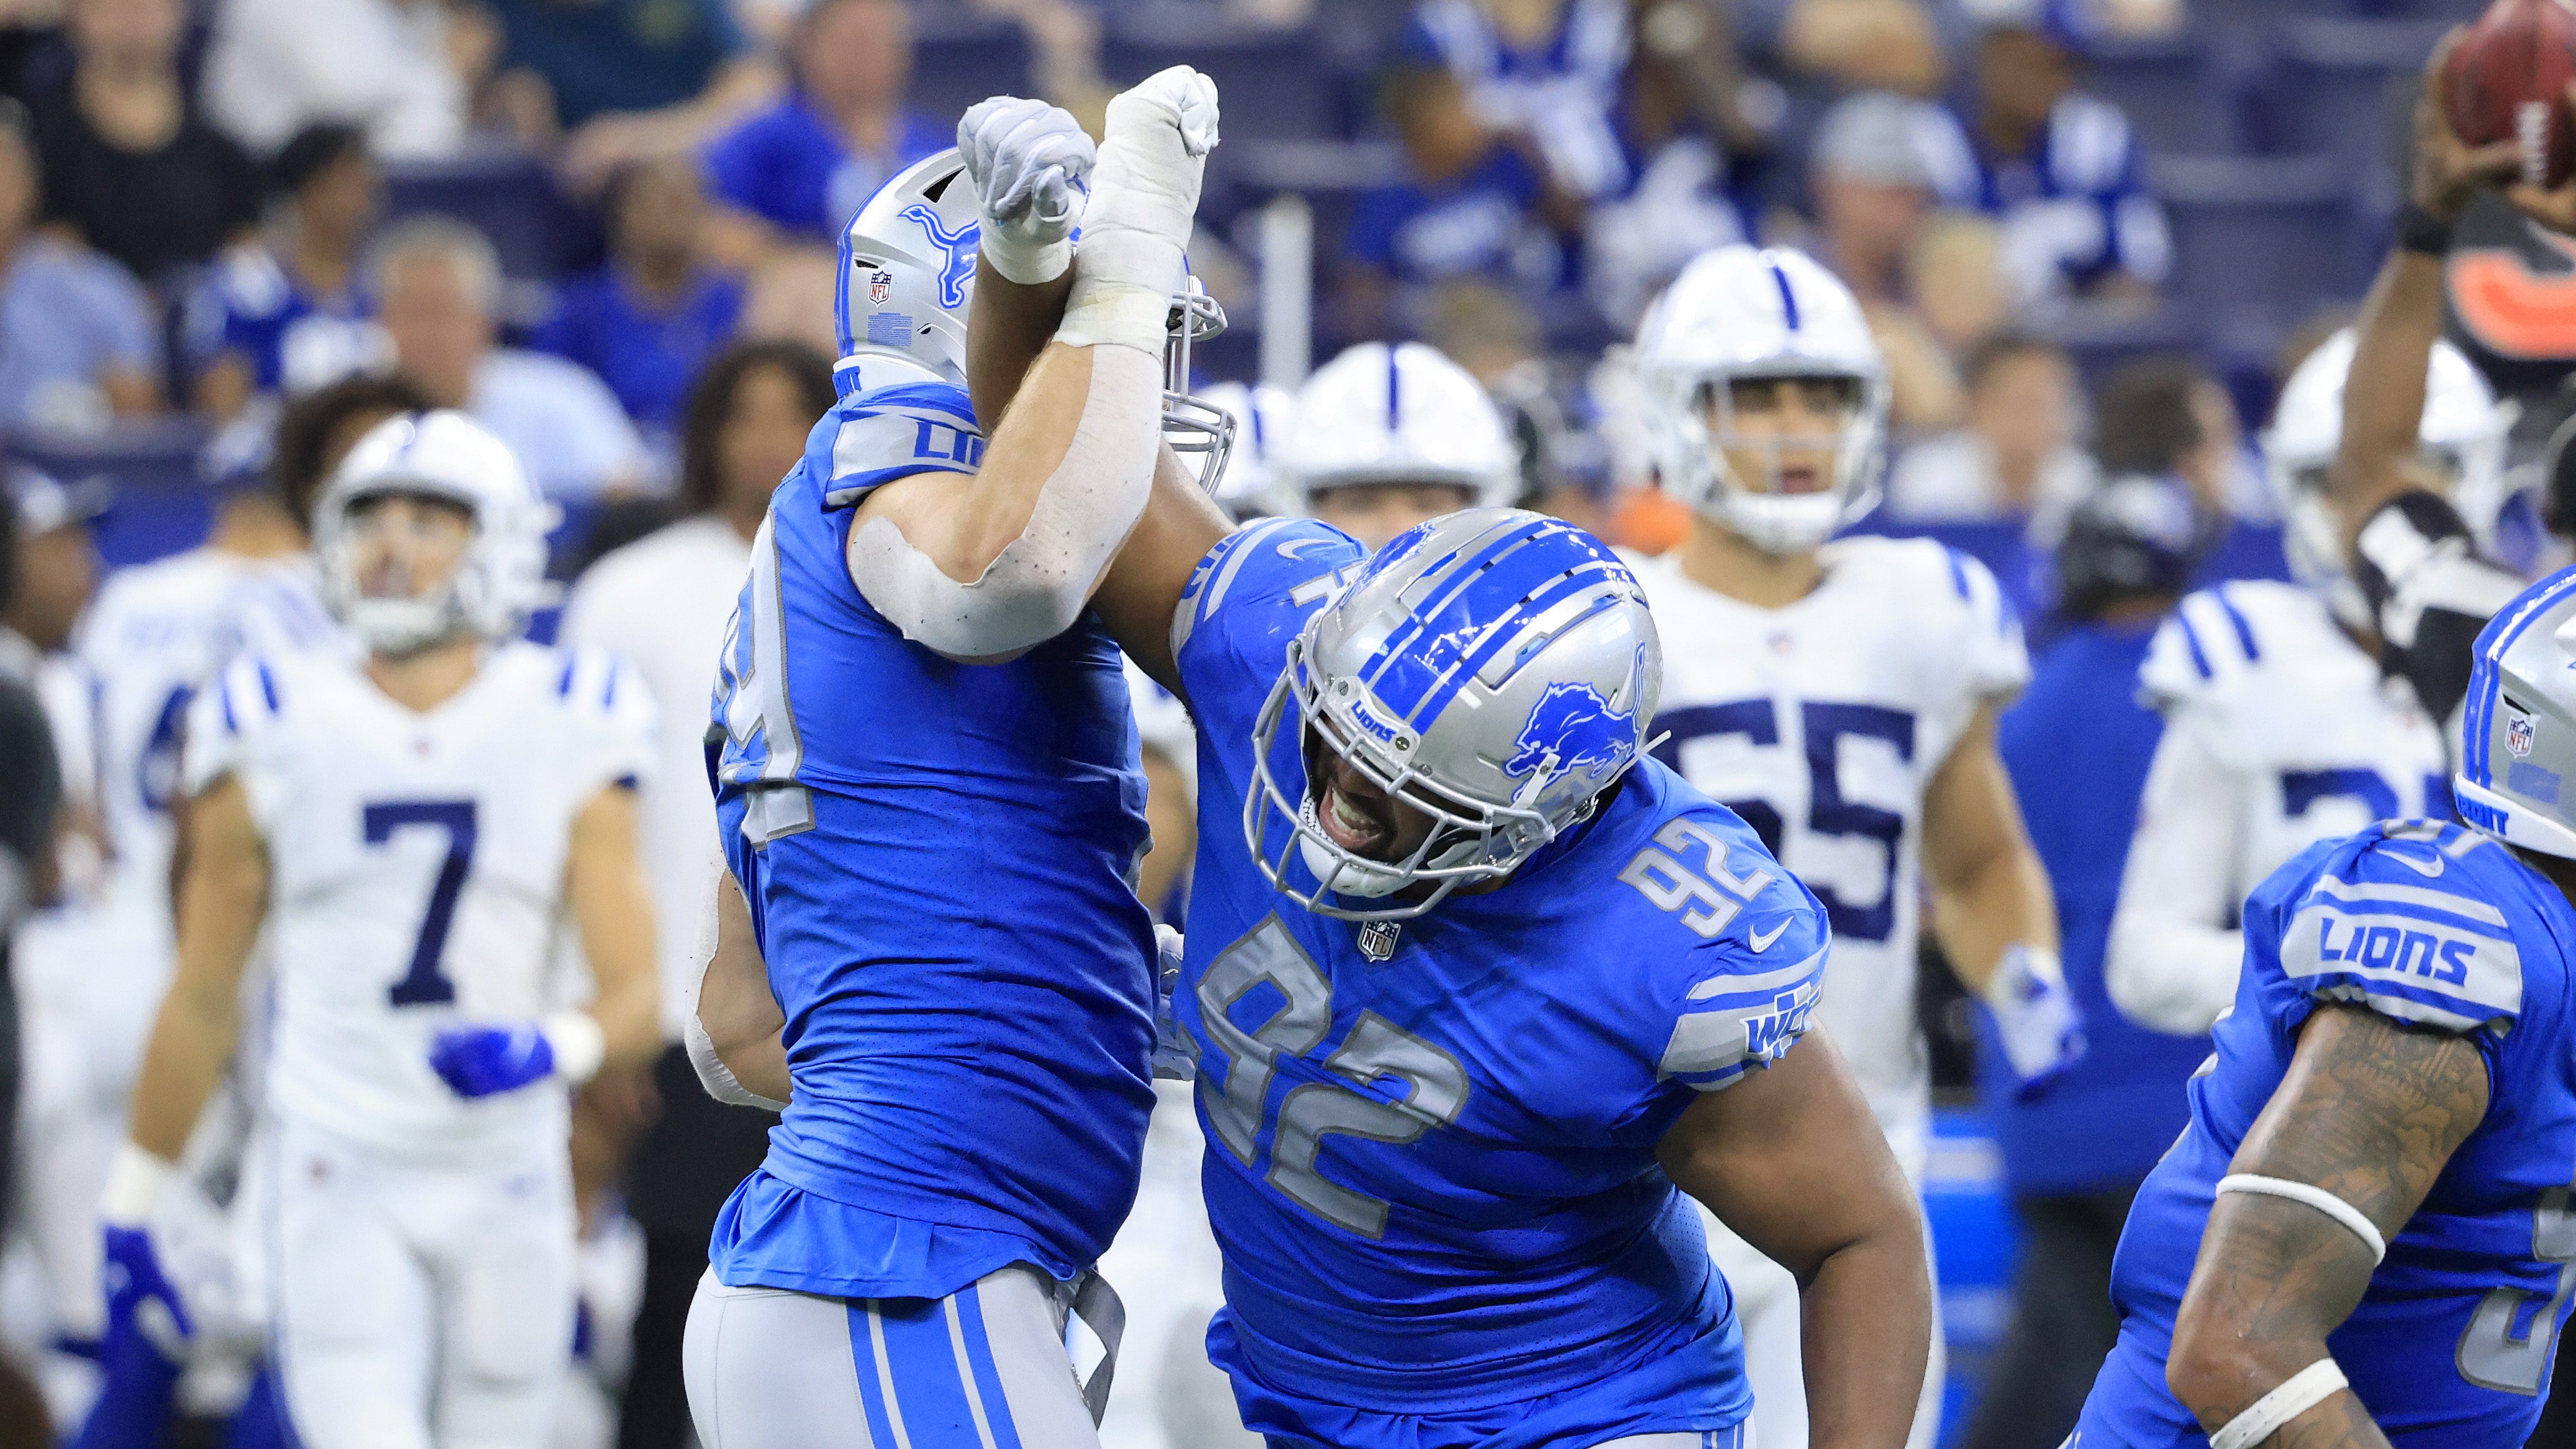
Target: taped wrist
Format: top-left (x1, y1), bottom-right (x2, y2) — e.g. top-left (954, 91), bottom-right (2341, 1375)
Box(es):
top-left (685, 1009), bottom-right (788, 1112)
top-left (2209, 1360), bottom-right (2348, 1449)
top-left (2353, 489), bottom-right (2522, 725)
top-left (1058, 229), bottom-right (1182, 354)
top-left (850, 344), bottom-right (1161, 658)
top-left (981, 233), bottom-right (1075, 288)
top-left (102, 1142), bottom-right (174, 1227)
top-left (542, 1011), bottom-right (607, 1085)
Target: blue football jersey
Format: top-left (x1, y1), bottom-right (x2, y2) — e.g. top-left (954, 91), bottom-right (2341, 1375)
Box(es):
top-left (1170, 519), bottom-right (1834, 1449)
top-left (705, 380), bottom-right (1157, 1300)
top-left (2076, 819), bottom-right (2576, 1445)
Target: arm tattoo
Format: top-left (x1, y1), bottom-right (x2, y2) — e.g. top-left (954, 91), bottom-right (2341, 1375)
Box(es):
top-left (2173, 1005), bottom-right (2489, 1435)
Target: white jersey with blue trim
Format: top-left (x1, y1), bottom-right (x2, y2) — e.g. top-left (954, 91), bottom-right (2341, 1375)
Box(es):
top-left (1167, 518), bottom-right (1830, 1444)
top-left (181, 641), bottom-right (654, 1161)
top-left (72, 548), bottom-right (344, 950)
top-left (2083, 818), bottom-right (2576, 1443)
top-left (1629, 535), bottom-right (2027, 1171)
top-left (2111, 582), bottom-right (2448, 1031)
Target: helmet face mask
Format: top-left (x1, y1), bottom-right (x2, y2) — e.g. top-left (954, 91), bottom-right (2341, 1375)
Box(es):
top-left (1242, 509), bottom-right (1661, 922)
top-left (316, 411), bottom-right (556, 658)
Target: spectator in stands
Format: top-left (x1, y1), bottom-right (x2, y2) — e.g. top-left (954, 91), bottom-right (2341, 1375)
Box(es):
top-left (27, 0), bottom-right (259, 288)
top-left (205, 0), bottom-right (467, 160)
top-left (1342, 60), bottom-right (1579, 341)
top-left (1975, 474), bottom-right (2215, 1449)
top-left (534, 157), bottom-right (742, 443)
top-left (1931, 0), bottom-right (2169, 308)
top-left (189, 123), bottom-right (394, 421)
top-left (1582, 0), bottom-right (1760, 332)
top-left (373, 215), bottom-right (649, 499)
top-left (1400, 0), bottom-right (1632, 202)
top-left (1912, 213), bottom-right (2011, 357)
top-left (485, 0), bottom-right (776, 187)
top-left (554, 340), bottom-right (835, 1449)
top-left (1887, 330), bottom-right (2092, 526)
top-left (1767, 0), bottom-right (1945, 95)
top-left (2, 470), bottom-right (99, 661)
top-left (2095, 356), bottom-right (2254, 521)
top-left (0, 115), bottom-right (160, 430)
top-left (701, 0), bottom-right (943, 258)
top-left (1808, 89), bottom-right (1966, 430)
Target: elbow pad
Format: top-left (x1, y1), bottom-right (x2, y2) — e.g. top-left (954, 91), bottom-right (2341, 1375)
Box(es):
top-left (2353, 491), bottom-right (2525, 726)
top-left (849, 346), bottom-right (1161, 659)
top-left (684, 1010), bottom-right (787, 1113)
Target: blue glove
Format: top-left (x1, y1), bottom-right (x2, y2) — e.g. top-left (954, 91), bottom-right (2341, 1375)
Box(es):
top-left (1150, 924), bottom-right (1196, 1082)
top-left (100, 1223), bottom-right (191, 1360)
top-left (430, 1022), bottom-right (557, 1099)
top-left (1982, 945), bottom-right (2087, 1101)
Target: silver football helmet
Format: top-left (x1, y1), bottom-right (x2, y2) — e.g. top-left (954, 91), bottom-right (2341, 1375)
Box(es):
top-left (835, 149), bottom-right (1236, 487)
top-left (1245, 508), bottom-right (1662, 920)
top-left (2457, 568), bottom-right (2576, 856)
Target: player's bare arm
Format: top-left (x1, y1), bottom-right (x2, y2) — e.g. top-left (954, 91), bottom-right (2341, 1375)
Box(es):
top-left (694, 863), bottom-right (790, 1107)
top-left (845, 72), bottom-right (1215, 665)
top-left (561, 783), bottom-right (665, 1077)
top-left (2326, 30), bottom-right (2519, 540)
top-left (1921, 700), bottom-right (2077, 1089)
top-left (1659, 1028), bottom-right (1931, 1449)
top-left (2166, 1003), bottom-right (2489, 1444)
top-left (124, 773), bottom-right (267, 1166)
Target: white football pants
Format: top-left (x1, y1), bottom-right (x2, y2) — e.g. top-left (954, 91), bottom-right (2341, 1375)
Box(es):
top-left (267, 1113), bottom-right (576, 1449)
top-left (685, 1263), bottom-right (1111, 1449)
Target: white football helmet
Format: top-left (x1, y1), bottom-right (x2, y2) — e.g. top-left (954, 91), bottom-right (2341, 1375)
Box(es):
top-left (1635, 244), bottom-right (1890, 554)
top-left (1191, 379), bottom-right (1292, 516)
top-left (1274, 342), bottom-right (1521, 516)
top-left (835, 149), bottom-right (1236, 485)
top-left (2264, 327), bottom-right (2504, 633)
top-left (314, 410), bottom-right (556, 655)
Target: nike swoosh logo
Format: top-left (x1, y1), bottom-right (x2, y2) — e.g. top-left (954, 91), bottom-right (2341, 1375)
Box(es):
top-left (1748, 920), bottom-right (1790, 953)
top-left (2392, 852), bottom-right (2445, 878)
top-left (1277, 537), bottom-right (1334, 558)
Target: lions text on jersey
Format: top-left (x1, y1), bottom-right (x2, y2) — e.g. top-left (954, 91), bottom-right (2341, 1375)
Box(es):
top-left (2109, 580), bottom-right (2447, 1033)
top-left (182, 641), bottom-right (653, 1158)
top-left (2076, 820), bottom-right (2576, 1444)
top-left (705, 378), bottom-right (1158, 1300)
top-left (1170, 518), bottom-right (1831, 1449)
top-left (1630, 535), bottom-right (2028, 1170)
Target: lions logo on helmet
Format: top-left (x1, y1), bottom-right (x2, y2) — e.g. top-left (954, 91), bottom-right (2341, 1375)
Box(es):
top-left (1503, 658), bottom-right (1647, 783)
top-left (1635, 245), bottom-right (1890, 556)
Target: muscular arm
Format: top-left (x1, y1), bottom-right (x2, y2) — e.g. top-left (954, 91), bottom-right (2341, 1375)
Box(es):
top-left (2166, 1004), bottom-right (2491, 1446)
top-left (1922, 703), bottom-right (2059, 994)
top-left (563, 784), bottom-right (665, 1075)
top-left (2105, 718), bottom-right (2248, 1034)
top-left (698, 864), bottom-right (791, 1106)
top-left (1661, 1030), bottom-right (1931, 1449)
top-left (127, 776), bottom-right (267, 1160)
top-left (2325, 250), bottom-right (2450, 539)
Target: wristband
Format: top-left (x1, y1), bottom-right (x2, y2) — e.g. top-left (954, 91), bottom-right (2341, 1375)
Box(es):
top-left (2209, 1359), bottom-right (2349, 1449)
top-left (102, 1142), bottom-right (175, 1227)
top-left (2394, 203), bottom-right (2455, 258)
top-left (541, 1010), bottom-right (607, 1085)
top-left (2217, 1174), bottom-right (2387, 1263)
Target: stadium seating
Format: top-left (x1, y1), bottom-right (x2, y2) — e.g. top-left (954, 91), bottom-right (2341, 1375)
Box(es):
top-left (382, 152), bottom-right (604, 283)
top-left (2152, 153), bottom-right (2362, 325)
top-left (11, 419), bottom-right (215, 566)
top-left (908, 12), bottom-right (1037, 137)
top-left (1102, 12), bottom-right (1349, 141)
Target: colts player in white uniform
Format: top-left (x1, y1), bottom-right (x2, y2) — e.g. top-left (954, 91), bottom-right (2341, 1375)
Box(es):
top-left (1628, 244), bottom-right (2079, 1449)
top-left (2103, 328), bottom-right (2500, 1036)
top-left (95, 411), bottom-right (663, 1448)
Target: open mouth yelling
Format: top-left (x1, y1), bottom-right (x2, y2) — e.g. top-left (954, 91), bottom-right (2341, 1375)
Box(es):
top-left (1776, 463), bottom-right (1824, 495)
top-left (1316, 775), bottom-right (1395, 857)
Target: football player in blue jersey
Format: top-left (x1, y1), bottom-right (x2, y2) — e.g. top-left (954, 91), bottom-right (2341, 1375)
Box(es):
top-left (953, 119), bottom-right (1938, 1449)
top-left (681, 71), bottom-right (1236, 1449)
top-left (2067, 564), bottom-right (2576, 1445)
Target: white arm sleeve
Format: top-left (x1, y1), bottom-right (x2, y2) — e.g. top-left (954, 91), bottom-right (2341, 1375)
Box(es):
top-left (847, 344), bottom-right (1162, 662)
top-left (681, 856), bottom-right (788, 1113)
top-left (2106, 717), bottom-right (2249, 1035)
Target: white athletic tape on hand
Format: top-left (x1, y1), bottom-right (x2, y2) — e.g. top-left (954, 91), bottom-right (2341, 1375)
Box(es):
top-left (2209, 1358), bottom-right (2348, 1449)
top-left (1061, 67), bottom-right (1217, 353)
top-left (543, 1010), bottom-right (608, 1085)
top-left (2217, 1174), bottom-right (2388, 1263)
top-left (850, 344), bottom-right (1160, 659)
top-left (101, 1141), bottom-right (175, 1227)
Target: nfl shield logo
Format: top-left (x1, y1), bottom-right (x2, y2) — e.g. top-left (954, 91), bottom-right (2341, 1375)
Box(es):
top-left (868, 270), bottom-right (893, 305)
top-left (1358, 920), bottom-right (1400, 962)
top-left (2510, 712), bottom-right (2537, 760)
